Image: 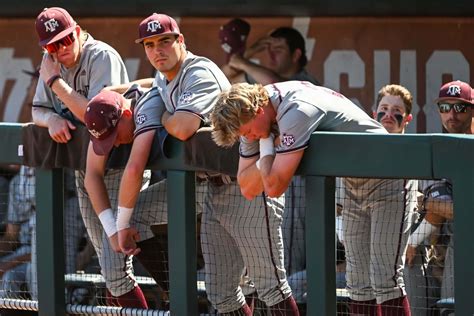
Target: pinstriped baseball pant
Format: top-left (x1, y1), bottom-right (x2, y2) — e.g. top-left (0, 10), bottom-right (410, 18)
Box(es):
top-left (75, 170), bottom-right (137, 297)
top-left (202, 181), bottom-right (292, 313)
top-left (342, 178), bottom-right (417, 304)
top-left (129, 177), bottom-right (292, 313)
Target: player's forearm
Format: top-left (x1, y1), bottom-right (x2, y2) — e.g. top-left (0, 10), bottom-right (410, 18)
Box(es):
top-left (237, 163), bottom-right (264, 200)
top-left (118, 165), bottom-right (144, 209)
top-left (105, 78), bottom-right (154, 94)
top-left (221, 64), bottom-right (245, 83)
top-left (50, 79), bottom-right (88, 122)
top-left (32, 107), bottom-right (60, 127)
top-left (258, 156), bottom-right (287, 197)
top-left (243, 38), bottom-right (268, 59)
top-left (261, 175), bottom-right (288, 198)
top-left (239, 62), bottom-right (282, 85)
top-left (425, 199), bottom-right (453, 220)
top-left (133, 78), bottom-right (154, 88)
top-left (84, 172), bottom-right (112, 216)
top-left (162, 112), bottom-right (201, 141)
top-left (116, 168), bottom-right (143, 232)
top-left (425, 210), bottom-right (447, 226)
top-left (85, 172), bottom-right (118, 237)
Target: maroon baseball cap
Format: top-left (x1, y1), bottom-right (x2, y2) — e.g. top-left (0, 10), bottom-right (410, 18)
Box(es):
top-left (435, 80), bottom-right (474, 104)
top-left (219, 18), bottom-right (251, 56)
top-left (135, 13), bottom-right (180, 44)
top-left (35, 7), bottom-right (77, 46)
top-left (84, 90), bottom-right (125, 156)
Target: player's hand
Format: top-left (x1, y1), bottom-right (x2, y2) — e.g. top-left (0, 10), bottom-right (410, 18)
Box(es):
top-left (39, 53), bottom-right (61, 84)
top-left (108, 233), bottom-right (121, 253)
top-left (405, 245), bottom-right (417, 267)
top-left (118, 227), bottom-right (141, 256)
top-left (228, 54), bottom-right (247, 70)
top-left (244, 36), bottom-right (272, 57)
top-left (47, 114), bottom-right (76, 143)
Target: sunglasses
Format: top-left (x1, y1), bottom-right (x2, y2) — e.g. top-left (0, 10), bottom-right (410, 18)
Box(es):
top-left (44, 32), bottom-right (75, 54)
top-left (437, 102), bottom-right (472, 113)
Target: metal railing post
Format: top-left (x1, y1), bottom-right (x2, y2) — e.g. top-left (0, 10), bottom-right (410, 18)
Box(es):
top-left (167, 170), bottom-right (197, 315)
top-left (306, 175), bottom-right (336, 316)
top-left (36, 168), bottom-right (65, 316)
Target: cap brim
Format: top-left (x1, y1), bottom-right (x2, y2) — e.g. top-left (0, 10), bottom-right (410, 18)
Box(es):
top-left (435, 97), bottom-right (474, 105)
top-left (38, 24), bottom-right (76, 46)
top-left (135, 31), bottom-right (180, 44)
top-left (90, 127), bottom-right (119, 156)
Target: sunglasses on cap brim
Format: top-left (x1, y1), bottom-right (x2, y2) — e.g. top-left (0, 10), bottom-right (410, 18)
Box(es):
top-left (43, 32), bottom-right (75, 54)
top-left (437, 102), bottom-right (472, 113)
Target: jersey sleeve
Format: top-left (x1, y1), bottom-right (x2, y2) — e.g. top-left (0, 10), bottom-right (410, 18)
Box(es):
top-left (423, 179), bottom-right (452, 201)
top-left (134, 87), bottom-right (166, 138)
top-left (275, 100), bottom-right (326, 154)
top-left (175, 66), bottom-right (224, 121)
top-left (87, 50), bottom-right (129, 99)
top-left (32, 79), bottom-right (54, 109)
top-left (32, 78), bottom-right (77, 121)
top-left (239, 136), bottom-right (259, 158)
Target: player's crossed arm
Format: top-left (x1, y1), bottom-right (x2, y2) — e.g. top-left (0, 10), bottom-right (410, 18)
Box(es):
top-left (237, 156), bottom-right (263, 200)
top-left (238, 135), bottom-right (305, 199)
top-left (259, 149), bottom-right (304, 198)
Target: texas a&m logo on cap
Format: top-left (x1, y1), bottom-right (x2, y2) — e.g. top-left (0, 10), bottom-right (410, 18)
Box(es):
top-left (44, 19), bottom-right (60, 32)
top-left (89, 126), bottom-right (111, 139)
top-left (446, 84), bottom-right (461, 97)
top-left (135, 13), bottom-right (181, 44)
top-left (147, 20), bottom-right (162, 33)
top-left (436, 80), bottom-right (473, 103)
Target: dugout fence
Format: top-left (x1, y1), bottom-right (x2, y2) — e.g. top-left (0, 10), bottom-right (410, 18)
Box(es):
top-left (0, 123), bottom-right (472, 315)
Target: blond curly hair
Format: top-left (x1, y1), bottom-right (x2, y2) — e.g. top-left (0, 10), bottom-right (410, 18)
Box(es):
top-left (210, 83), bottom-right (269, 147)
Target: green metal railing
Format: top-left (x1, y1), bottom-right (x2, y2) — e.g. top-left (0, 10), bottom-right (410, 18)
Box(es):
top-left (301, 132), bottom-right (474, 316)
top-left (0, 123), bottom-right (472, 315)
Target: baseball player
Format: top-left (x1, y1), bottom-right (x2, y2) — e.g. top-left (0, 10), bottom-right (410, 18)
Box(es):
top-left (32, 7), bottom-right (148, 307)
top-left (84, 86), bottom-right (171, 302)
top-left (220, 24), bottom-right (320, 282)
top-left (223, 26), bottom-right (319, 85)
top-left (407, 80), bottom-right (474, 309)
top-left (104, 13), bottom-right (299, 315)
top-left (210, 81), bottom-right (418, 314)
top-left (371, 84), bottom-right (421, 314)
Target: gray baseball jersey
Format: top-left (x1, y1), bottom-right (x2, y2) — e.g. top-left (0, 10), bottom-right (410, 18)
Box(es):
top-left (240, 81), bottom-right (386, 157)
top-left (154, 52), bottom-right (229, 124)
top-left (136, 51), bottom-right (294, 313)
top-left (132, 86), bottom-right (165, 137)
top-left (32, 34), bottom-right (134, 297)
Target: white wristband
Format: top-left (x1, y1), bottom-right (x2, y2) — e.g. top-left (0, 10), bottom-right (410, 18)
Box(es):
top-left (116, 206), bottom-right (133, 231)
top-left (408, 219), bottom-right (438, 247)
top-left (259, 137), bottom-right (275, 158)
top-left (255, 158), bottom-right (262, 170)
top-left (98, 208), bottom-right (117, 237)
